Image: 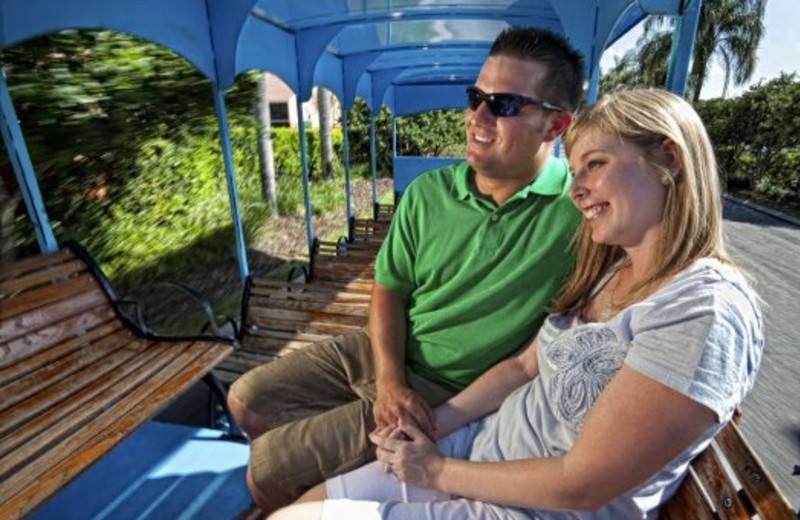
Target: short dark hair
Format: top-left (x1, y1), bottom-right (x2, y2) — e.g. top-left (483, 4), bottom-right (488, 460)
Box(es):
top-left (490, 27), bottom-right (585, 112)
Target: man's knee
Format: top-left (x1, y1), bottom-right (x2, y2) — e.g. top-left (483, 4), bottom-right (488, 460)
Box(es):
top-left (246, 462), bottom-right (295, 514)
top-left (228, 384), bottom-right (273, 439)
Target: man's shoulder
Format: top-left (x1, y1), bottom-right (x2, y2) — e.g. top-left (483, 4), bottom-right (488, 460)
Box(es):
top-left (403, 160), bottom-right (467, 198)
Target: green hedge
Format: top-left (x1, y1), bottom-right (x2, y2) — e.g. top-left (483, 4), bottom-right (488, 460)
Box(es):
top-left (696, 73), bottom-right (799, 202)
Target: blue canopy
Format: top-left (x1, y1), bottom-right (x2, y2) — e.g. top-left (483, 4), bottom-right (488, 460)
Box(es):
top-left (0, 0), bottom-right (702, 282)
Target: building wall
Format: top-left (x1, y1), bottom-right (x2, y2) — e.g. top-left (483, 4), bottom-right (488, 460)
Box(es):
top-left (265, 73), bottom-right (340, 130)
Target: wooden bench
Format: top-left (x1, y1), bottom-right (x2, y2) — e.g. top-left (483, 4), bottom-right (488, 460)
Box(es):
top-left (309, 238), bottom-right (379, 288)
top-left (374, 203), bottom-right (395, 222)
top-left (349, 217), bottom-right (390, 243)
top-left (216, 277), bottom-right (370, 384)
top-left (661, 420), bottom-right (796, 519)
top-left (0, 242), bottom-right (235, 519)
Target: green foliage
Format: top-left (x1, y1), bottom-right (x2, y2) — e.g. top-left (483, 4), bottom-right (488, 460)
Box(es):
top-left (345, 99), bottom-right (465, 175)
top-left (271, 127), bottom-right (343, 180)
top-left (601, 0), bottom-right (765, 102)
top-left (696, 73), bottom-right (800, 202)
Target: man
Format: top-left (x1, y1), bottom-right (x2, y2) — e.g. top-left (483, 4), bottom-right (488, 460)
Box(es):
top-left (228, 27), bottom-right (585, 513)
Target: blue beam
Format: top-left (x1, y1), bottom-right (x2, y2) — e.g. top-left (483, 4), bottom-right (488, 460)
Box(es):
top-left (0, 68), bottom-right (57, 253)
top-left (587, 62), bottom-right (601, 103)
top-left (211, 86), bottom-right (249, 285)
top-left (370, 113), bottom-right (378, 206)
top-left (666, 0), bottom-right (703, 96)
top-left (342, 107), bottom-right (353, 225)
top-left (296, 96), bottom-right (315, 258)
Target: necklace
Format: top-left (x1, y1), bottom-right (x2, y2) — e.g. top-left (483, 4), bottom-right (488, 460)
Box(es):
top-left (599, 265), bottom-right (628, 320)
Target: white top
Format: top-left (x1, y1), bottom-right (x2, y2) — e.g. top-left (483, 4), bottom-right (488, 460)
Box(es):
top-left (468, 258), bottom-right (764, 519)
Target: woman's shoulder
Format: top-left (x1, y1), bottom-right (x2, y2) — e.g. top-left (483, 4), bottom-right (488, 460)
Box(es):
top-left (662, 258), bottom-right (758, 310)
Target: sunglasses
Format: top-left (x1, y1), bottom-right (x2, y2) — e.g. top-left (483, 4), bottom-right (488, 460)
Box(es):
top-left (465, 85), bottom-right (565, 117)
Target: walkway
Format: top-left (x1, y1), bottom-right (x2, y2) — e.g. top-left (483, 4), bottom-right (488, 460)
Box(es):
top-left (723, 198), bottom-right (800, 509)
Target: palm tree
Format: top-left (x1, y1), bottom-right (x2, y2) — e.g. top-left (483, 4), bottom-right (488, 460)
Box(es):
top-left (635, 0), bottom-right (766, 101)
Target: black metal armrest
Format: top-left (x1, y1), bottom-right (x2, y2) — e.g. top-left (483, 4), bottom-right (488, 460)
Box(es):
top-left (118, 281), bottom-right (239, 347)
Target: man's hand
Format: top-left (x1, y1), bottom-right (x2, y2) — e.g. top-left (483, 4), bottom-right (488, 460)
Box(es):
top-left (373, 382), bottom-right (437, 439)
top-left (370, 420), bottom-right (444, 488)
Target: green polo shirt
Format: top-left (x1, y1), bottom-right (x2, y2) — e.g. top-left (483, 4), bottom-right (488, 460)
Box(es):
top-left (375, 158), bottom-right (580, 391)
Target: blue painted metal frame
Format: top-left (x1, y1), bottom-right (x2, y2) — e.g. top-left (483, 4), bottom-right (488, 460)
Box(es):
top-left (0, 69), bottom-right (57, 254)
top-left (342, 108), bottom-right (353, 225)
top-left (666, 0), bottom-right (703, 96)
top-left (211, 86), bottom-right (250, 285)
top-left (0, 0), bottom-right (702, 266)
top-left (295, 96), bottom-right (314, 259)
top-left (370, 113), bottom-right (378, 207)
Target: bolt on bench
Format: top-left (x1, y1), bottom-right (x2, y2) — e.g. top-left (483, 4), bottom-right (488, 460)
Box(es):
top-left (0, 242), bottom-right (235, 519)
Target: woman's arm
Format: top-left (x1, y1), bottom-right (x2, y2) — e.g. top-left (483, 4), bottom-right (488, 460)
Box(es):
top-left (433, 336), bottom-right (540, 437)
top-left (377, 366), bottom-right (716, 512)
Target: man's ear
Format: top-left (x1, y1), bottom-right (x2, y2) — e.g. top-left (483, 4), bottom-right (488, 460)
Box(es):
top-left (543, 111), bottom-right (573, 142)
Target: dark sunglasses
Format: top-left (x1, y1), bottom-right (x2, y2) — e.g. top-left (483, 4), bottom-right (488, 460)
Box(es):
top-left (465, 85), bottom-right (565, 117)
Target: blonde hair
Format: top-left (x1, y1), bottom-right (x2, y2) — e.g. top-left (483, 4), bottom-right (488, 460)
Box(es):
top-left (552, 88), bottom-right (734, 315)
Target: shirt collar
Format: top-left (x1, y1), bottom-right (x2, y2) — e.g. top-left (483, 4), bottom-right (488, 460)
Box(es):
top-left (455, 157), bottom-right (569, 202)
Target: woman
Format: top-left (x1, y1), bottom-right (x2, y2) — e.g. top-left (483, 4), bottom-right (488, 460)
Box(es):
top-left (269, 89), bottom-right (764, 520)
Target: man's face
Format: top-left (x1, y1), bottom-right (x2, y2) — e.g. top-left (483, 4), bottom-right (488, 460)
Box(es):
top-left (464, 55), bottom-right (562, 180)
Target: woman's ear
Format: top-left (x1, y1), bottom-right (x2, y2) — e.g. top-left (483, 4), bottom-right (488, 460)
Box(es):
top-left (659, 138), bottom-right (682, 179)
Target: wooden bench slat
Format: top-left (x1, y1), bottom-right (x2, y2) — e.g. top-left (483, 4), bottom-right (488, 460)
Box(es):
top-left (689, 442), bottom-right (752, 519)
top-left (0, 327), bottom-right (134, 413)
top-left (717, 422), bottom-right (796, 519)
top-left (0, 259), bottom-right (87, 296)
top-left (0, 341), bottom-right (230, 520)
top-left (249, 296), bottom-right (369, 316)
top-left (0, 286), bottom-right (108, 344)
top-left (0, 305), bottom-right (116, 370)
top-left (248, 307), bottom-right (367, 327)
top-left (661, 468), bottom-right (717, 520)
top-left (0, 319), bottom-right (122, 386)
top-left (0, 337), bottom-right (148, 439)
top-left (0, 272), bottom-right (98, 321)
top-left (0, 337), bottom-right (161, 466)
top-left (0, 249), bottom-right (74, 282)
top-left (248, 317), bottom-right (363, 336)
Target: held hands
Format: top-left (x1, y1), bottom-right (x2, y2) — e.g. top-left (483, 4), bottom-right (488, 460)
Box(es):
top-left (369, 420), bottom-right (444, 488)
top-left (373, 383), bottom-right (437, 438)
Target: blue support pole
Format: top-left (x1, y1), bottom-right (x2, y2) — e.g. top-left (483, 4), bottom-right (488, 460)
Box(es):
top-left (342, 108), bottom-right (353, 225)
top-left (666, 0), bottom-right (703, 96)
top-left (391, 115), bottom-right (397, 160)
top-left (211, 86), bottom-right (250, 285)
top-left (370, 113), bottom-right (378, 206)
top-left (587, 63), bottom-right (601, 104)
top-left (295, 96), bottom-right (315, 259)
top-left (0, 68), bottom-right (57, 253)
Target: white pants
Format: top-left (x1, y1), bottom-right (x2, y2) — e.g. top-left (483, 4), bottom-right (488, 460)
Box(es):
top-left (321, 422), bottom-right (531, 520)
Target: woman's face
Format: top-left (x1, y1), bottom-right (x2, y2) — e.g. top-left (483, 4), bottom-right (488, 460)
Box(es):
top-left (568, 128), bottom-right (670, 252)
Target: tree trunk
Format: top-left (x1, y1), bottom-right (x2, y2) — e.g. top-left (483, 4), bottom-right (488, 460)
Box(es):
top-left (256, 72), bottom-right (278, 212)
top-left (318, 87), bottom-right (334, 181)
top-left (0, 191), bottom-right (19, 263)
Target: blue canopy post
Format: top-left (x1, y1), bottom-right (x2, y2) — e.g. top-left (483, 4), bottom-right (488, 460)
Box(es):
top-left (211, 86), bottom-right (250, 286)
top-left (295, 96), bottom-right (315, 259)
top-left (0, 68), bottom-right (57, 254)
top-left (341, 107), bottom-right (353, 226)
top-left (370, 112), bottom-right (378, 207)
top-left (587, 63), bottom-right (601, 104)
top-left (665, 0), bottom-right (703, 96)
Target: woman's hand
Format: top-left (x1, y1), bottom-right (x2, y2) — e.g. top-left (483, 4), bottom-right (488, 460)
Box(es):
top-left (370, 420), bottom-right (445, 488)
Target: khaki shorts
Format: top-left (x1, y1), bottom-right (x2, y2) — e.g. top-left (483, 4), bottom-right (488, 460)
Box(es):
top-left (230, 330), bottom-right (455, 500)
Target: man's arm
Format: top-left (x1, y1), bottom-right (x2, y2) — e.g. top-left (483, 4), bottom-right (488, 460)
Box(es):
top-left (369, 282), bottom-right (436, 437)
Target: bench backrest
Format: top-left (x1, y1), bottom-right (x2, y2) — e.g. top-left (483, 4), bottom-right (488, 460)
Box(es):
top-left (661, 421), bottom-right (795, 519)
top-left (393, 156), bottom-right (462, 198)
